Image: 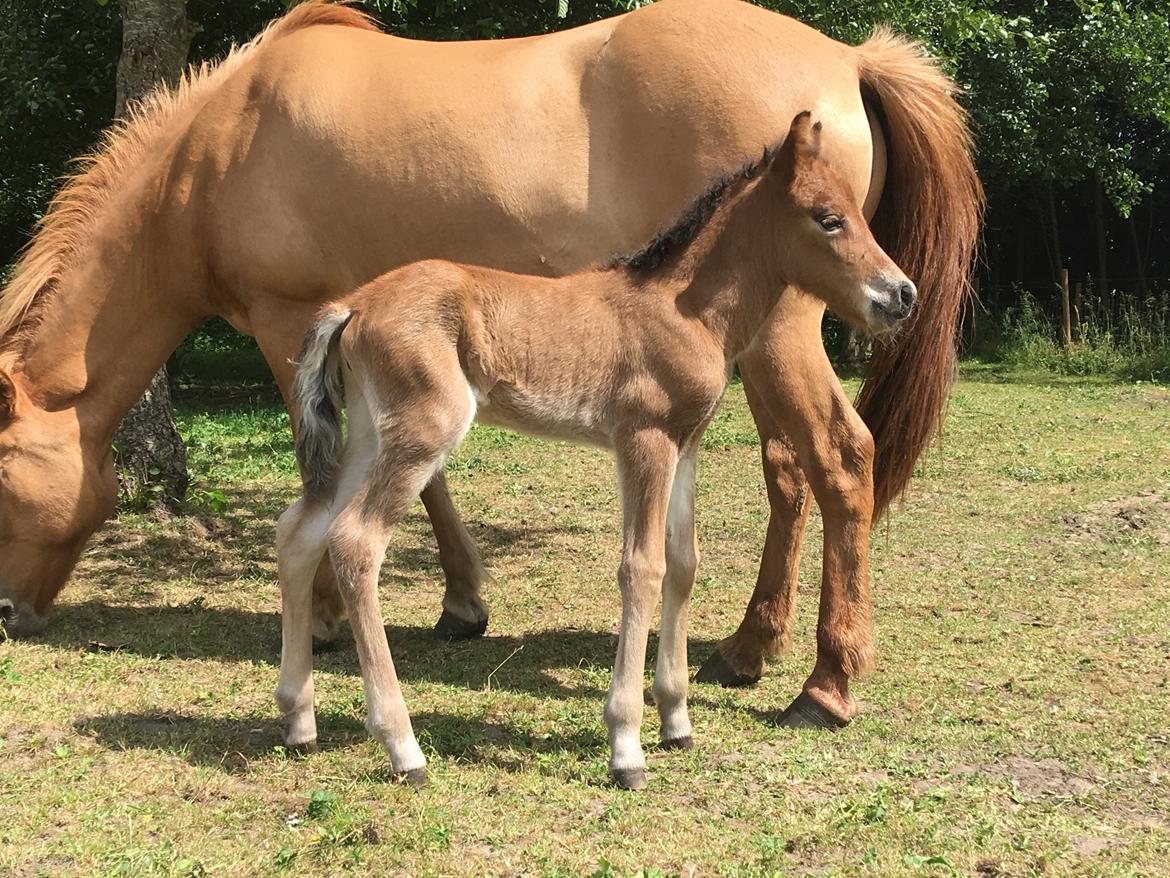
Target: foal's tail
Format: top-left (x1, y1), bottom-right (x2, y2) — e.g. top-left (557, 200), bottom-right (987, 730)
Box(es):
top-left (854, 29), bottom-right (985, 518)
top-left (292, 306), bottom-right (355, 501)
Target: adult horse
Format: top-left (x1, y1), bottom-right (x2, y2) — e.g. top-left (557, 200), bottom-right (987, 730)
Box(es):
top-left (0, 0), bottom-right (981, 728)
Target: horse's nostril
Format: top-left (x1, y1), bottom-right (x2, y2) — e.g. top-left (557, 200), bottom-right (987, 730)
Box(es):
top-left (899, 281), bottom-right (917, 311)
top-left (0, 599), bottom-right (13, 625)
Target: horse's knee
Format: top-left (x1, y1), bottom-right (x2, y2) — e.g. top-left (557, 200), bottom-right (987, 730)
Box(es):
top-left (807, 420), bottom-right (874, 520)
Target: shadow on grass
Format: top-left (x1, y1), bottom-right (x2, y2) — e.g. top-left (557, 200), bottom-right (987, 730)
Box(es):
top-left (33, 603), bottom-right (724, 702)
top-left (89, 490), bottom-right (591, 597)
top-left (73, 707), bottom-right (609, 775)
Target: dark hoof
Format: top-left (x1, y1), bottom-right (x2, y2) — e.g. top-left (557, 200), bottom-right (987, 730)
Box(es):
top-left (398, 767), bottom-right (428, 787)
top-left (287, 740), bottom-right (319, 755)
top-left (611, 767), bottom-right (647, 790)
top-left (433, 609), bottom-right (488, 641)
top-left (775, 691), bottom-right (850, 730)
top-left (694, 650), bottom-right (761, 688)
top-left (660, 736), bottom-right (694, 751)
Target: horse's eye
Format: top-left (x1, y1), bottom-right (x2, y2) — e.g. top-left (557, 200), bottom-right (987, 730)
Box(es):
top-left (818, 214), bottom-right (844, 232)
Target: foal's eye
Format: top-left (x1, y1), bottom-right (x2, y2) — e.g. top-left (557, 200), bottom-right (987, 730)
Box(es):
top-left (817, 214), bottom-right (845, 233)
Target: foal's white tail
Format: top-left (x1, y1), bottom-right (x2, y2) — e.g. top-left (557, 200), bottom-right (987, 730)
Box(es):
top-left (292, 306), bottom-right (354, 500)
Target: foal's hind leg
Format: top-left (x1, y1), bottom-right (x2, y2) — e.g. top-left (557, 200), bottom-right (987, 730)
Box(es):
top-left (274, 398), bottom-right (380, 750)
top-left (423, 473), bottom-right (492, 640)
top-left (332, 383), bottom-right (476, 782)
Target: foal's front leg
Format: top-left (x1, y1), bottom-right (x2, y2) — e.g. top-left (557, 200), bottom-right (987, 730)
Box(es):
top-left (607, 430), bottom-right (678, 790)
top-left (653, 449), bottom-right (700, 750)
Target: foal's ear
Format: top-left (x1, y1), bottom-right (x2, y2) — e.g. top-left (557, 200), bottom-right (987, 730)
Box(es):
top-left (774, 111), bottom-right (823, 181)
top-left (0, 368), bottom-right (21, 423)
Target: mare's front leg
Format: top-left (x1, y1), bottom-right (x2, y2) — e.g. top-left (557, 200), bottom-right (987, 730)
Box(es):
top-left (422, 473), bottom-right (492, 640)
top-left (740, 307), bottom-right (875, 728)
top-left (607, 430), bottom-right (678, 790)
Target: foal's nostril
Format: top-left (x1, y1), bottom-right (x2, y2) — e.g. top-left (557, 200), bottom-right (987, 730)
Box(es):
top-left (899, 281), bottom-right (917, 312)
top-left (0, 599), bottom-right (13, 626)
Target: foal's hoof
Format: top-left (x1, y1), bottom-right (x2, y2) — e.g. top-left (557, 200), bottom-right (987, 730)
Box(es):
top-left (694, 650), bottom-right (761, 688)
top-left (433, 609), bottom-right (488, 641)
top-left (397, 767), bottom-right (429, 788)
top-left (775, 691), bottom-right (850, 730)
top-left (660, 736), bottom-right (694, 751)
top-left (286, 739), bottom-right (319, 756)
top-left (611, 767), bottom-right (648, 790)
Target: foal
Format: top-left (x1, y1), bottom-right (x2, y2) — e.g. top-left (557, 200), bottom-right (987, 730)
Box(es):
top-left (274, 113), bottom-right (916, 789)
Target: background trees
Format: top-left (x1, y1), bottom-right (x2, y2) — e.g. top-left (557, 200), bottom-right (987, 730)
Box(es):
top-left (2, 0), bottom-right (1167, 365)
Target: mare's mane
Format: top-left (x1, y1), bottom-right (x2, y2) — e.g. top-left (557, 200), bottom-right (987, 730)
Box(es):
top-left (609, 144), bottom-right (778, 274)
top-left (0, 1), bottom-right (379, 348)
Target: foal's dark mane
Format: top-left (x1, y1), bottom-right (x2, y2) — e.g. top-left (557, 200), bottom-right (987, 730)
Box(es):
top-left (608, 144), bottom-right (778, 274)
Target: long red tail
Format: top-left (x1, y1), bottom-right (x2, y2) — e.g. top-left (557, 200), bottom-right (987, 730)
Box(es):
top-left (853, 29), bottom-right (985, 517)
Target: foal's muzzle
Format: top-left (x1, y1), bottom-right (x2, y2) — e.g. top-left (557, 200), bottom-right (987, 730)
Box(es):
top-left (869, 277), bottom-right (918, 322)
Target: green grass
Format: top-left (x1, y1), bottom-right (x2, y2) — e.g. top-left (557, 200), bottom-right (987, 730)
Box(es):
top-left (2, 370), bottom-right (1169, 877)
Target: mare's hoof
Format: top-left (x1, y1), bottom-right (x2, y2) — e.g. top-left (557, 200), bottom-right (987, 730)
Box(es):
top-left (611, 767), bottom-right (648, 790)
top-left (660, 736), bottom-right (694, 751)
top-left (398, 767), bottom-right (429, 788)
top-left (775, 691), bottom-right (850, 730)
top-left (286, 739), bottom-right (319, 756)
top-left (433, 609), bottom-right (488, 641)
top-left (694, 650), bottom-right (761, 688)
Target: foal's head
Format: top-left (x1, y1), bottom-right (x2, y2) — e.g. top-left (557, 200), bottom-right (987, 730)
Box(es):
top-left (767, 112), bottom-right (916, 335)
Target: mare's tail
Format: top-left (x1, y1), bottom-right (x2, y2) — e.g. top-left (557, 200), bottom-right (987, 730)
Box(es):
top-left (292, 306), bottom-right (355, 500)
top-left (853, 29), bottom-right (985, 517)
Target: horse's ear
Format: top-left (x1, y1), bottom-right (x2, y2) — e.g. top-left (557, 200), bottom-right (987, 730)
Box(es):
top-left (774, 111), bottom-right (823, 181)
top-left (0, 368), bottom-right (21, 422)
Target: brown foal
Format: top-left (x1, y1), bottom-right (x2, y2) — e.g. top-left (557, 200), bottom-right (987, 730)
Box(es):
top-left (275, 114), bottom-right (915, 789)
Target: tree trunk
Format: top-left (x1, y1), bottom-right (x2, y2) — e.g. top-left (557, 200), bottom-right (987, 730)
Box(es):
top-left (1043, 180), bottom-right (1063, 285)
top-left (1128, 211), bottom-right (1149, 298)
top-left (835, 319), bottom-right (868, 369)
top-left (112, 0), bottom-right (197, 513)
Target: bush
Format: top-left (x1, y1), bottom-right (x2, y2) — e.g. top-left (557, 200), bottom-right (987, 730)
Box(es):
top-left (992, 287), bottom-right (1170, 381)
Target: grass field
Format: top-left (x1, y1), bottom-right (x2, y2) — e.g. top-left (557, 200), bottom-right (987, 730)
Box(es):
top-left (1, 366), bottom-right (1168, 877)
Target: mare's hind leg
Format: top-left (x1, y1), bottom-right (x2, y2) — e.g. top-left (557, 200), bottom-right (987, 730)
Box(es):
top-left (653, 449), bottom-right (699, 750)
top-left (423, 474), bottom-right (492, 640)
top-left (740, 309), bottom-right (874, 728)
top-left (695, 366), bottom-right (811, 687)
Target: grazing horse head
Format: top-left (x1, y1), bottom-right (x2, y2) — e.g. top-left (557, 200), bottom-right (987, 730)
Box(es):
top-left (0, 364), bottom-right (117, 636)
top-left (769, 111), bottom-right (916, 336)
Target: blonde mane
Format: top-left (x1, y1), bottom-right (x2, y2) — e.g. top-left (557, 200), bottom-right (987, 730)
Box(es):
top-left (0, 1), bottom-right (378, 344)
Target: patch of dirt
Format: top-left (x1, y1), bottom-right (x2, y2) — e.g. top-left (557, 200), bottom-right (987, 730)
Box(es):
top-left (982, 756), bottom-right (1095, 801)
top-left (1063, 492), bottom-right (1170, 545)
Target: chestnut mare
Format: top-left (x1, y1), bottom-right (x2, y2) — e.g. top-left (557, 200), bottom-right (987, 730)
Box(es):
top-left (0, 0), bottom-right (981, 729)
top-left (277, 115), bottom-right (915, 787)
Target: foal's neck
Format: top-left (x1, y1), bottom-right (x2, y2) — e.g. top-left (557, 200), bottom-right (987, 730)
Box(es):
top-left (647, 179), bottom-right (784, 359)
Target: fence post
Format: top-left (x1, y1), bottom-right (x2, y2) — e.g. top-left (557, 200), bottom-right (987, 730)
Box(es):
top-left (1073, 281), bottom-right (1083, 341)
top-left (1061, 268), bottom-right (1072, 348)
